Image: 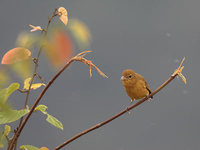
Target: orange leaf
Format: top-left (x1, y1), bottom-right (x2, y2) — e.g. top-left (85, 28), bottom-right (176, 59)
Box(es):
top-left (58, 7), bottom-right (68, 25)
top-left (1, 47), bottom-right (31, 64)
top-left (44, 30), bottom-right (73, 67)
top-left (40, 147), bottom-right (49, 150)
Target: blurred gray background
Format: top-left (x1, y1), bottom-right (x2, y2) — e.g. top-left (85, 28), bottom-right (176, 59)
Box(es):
top-left (0, 0), bottom-right (199, 150)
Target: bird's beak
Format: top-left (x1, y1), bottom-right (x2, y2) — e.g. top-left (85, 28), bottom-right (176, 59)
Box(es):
top-left (121, 76), bottom-right (126, 81)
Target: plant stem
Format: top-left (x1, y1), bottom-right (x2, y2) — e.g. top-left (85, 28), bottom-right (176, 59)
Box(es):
top-left (8, 58), bottom-right (75, 150)
top-left (8, 8), bottom-right (58, 150)
top-left (54, 74), bottom-right (177, 150)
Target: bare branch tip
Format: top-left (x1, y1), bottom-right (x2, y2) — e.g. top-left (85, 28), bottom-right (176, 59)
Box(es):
top-left (76, 51), bottom-right (92, 57)
top-left (73, 51), bottom-right (108, 79)
top-left (178, 57), bottom-right (185, 70)
top-left (172, 57), bottom-right (187, 84)
top-left (172, 57), bottom-right (186, 77)
top-left (104, 74), bottom-right (109, 78)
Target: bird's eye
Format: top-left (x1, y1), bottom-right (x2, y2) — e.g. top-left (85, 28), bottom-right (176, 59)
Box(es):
top-left (128, 75), bottom-right (132, 78)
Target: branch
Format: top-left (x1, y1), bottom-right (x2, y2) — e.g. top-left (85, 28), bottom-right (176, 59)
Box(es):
top-left (8, 9), bottom-right (59, 150)
top-left (20, 8), bottom-right (58, 120)
top-left (25, 8), bottom-right (58, 106)
top-left (54, 57), bottom-right (186, 150)
top-left (8, 51), bottom-right (106, 150)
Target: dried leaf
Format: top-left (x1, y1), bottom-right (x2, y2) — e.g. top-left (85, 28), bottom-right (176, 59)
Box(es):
top-left (89, 65), bottom-right (92, 77)
top-left (172, 57), bottom-right (186, 84)
top-left (178, 72), bottom-right (187, 84)
top-left (29, 24), bottom-right (42, 32)
top-left (58, 7), bottom-right (68, 25)
top-left (172, 57), bottom-right (185, 77)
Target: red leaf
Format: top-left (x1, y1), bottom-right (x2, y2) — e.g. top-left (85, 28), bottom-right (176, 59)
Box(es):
top-left (45, 30), bottom-right (73, 67)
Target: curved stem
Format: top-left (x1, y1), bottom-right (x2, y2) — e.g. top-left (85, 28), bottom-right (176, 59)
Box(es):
top-left (8, 58), bottom-right (75, 150)
top-left (8, 8), bottom-right (58, 150)
top-left (54, 74), bottom-right (177, 150)
top-left (37, 8), bottom-right (57, 58)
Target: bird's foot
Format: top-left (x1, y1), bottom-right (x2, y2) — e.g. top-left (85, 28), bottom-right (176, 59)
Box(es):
top-left (147, 97), bottom-right (153, 102)
top-left (126, 107), bottom-right (131, 115)
top-left (126, 100), bottom-right (134, 114)
top-left (145, 95), bottom-right (153, 101)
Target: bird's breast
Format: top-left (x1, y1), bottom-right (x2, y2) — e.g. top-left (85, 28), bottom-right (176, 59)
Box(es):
top-left (124, 81), bottom-right (149, 100)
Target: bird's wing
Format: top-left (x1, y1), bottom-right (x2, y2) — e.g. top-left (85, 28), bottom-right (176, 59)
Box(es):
top-left (145, 81), bottom-right (152, 94)
top-left (136, 73), bottom-right (152, 94)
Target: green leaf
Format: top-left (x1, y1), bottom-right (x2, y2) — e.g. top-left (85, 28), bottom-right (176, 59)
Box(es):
top-left (11, 60), bottom-right (32, 79)
top-left (0, 71), bottom-right (10, 89)
top-left (0, 100), bottom-right (11, 112)
top-left (20, 145), bottom-right (40, 150)
top-left (0, 130), bottom-right (4, 148)
top-left (35, 105), bottom-right (63, 130)
top-left (46, 114), bottom-right (63, 130)
top-left (4, 125), bottom-right (11, 136)
top-left (35, 104), bottom-right (48, 114)
top-left (0, 83), bottom-right (20, 104)
top-left (0, 140), bottom-right (4, 148)
top-left (0, 108), bottom-right (29, 124)
top-left (0, 125), bottom-right (11, 148)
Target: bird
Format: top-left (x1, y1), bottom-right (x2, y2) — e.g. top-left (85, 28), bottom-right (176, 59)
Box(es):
top-left (121, 69), bottom-right (152, 102)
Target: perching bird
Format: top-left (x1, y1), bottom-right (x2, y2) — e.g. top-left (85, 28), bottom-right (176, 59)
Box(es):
top-left (121, 69), bottom-right (152, 102)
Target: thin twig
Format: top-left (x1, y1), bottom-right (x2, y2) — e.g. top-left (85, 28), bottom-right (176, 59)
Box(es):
top-left (8, 58), bottom-right (74, 150)
top-left (17, 89), bottom-right (28, 93)
top-left (8, 9), bottom-right (58, 150)
top-left (8, 51), bottom-right (107, 150)
top-left (53, 75), bottom-right (176, 150)
top-left (22, 8), bottom-right (57, 115)
top-left (35, 73), bottom-right (45, 83)
top-left (53, 58), bottom-right (185, 150)
top-left (37, 8), bottom-right (58, 58)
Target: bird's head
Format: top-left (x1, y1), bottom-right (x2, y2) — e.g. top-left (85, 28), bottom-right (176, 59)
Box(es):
top-left (121, 69), bottom-right (137, 86)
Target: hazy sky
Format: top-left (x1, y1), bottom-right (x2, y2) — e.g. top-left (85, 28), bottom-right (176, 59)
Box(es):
top-left (0, 0), bottom-right (199, 150)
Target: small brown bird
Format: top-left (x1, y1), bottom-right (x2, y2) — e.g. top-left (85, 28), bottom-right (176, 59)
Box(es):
top-left (121, 69), bottom-right (152, 102)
